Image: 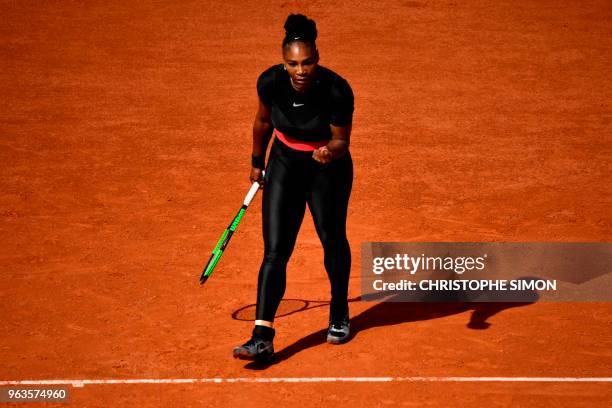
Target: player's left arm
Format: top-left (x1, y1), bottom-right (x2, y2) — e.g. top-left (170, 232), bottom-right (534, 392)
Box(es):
top-left (313, 76), bottom-right (354, 164)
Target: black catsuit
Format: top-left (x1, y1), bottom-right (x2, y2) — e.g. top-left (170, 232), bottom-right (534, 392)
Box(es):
top-left (255, 64), bottom-right (354, 324)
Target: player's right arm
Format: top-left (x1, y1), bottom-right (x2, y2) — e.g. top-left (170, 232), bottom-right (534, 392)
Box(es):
top-left (250, 98), bottom-right (273, 185)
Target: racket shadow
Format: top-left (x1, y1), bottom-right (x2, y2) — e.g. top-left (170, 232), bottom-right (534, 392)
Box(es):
top-left (231, 296), bottom-right (362, 321)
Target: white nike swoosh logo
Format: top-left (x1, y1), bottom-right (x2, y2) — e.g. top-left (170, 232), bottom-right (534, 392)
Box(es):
top-left (293, 102), bottom-right (304, 107)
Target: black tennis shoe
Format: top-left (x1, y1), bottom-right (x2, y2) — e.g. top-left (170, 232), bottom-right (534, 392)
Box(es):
top-left (327, 315), bottom-right (351, 344)
top-left (232, 337), bottom-right (274, 362)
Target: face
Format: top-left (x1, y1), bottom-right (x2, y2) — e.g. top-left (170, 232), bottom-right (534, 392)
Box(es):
top-left (283, 42), bottom-right (319, 92)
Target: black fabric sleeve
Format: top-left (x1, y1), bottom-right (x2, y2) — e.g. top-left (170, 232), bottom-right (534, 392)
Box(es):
top-left (256, 67), bottom-right (275, 107)
top-left (329, 76), bottom-right (354, 127)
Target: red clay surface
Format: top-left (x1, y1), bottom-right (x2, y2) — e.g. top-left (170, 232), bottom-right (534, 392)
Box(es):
top-left (1, 0), bottom-right (611, 406)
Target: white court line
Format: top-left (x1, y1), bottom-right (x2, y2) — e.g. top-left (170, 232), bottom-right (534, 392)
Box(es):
top-left (1, 377), bottom-right (611, 388)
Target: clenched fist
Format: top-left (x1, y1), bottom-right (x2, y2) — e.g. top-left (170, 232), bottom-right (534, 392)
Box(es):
top-left (312, 146), bottom-right (333, 164)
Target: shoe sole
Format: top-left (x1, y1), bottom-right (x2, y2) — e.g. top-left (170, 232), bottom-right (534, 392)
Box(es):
top-left (232, 347), bottom-right (274, 362)
top-left (326, 333), bottom-right (350, 344)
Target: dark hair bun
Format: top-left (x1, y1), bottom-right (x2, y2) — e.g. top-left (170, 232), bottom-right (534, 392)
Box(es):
top-left (283, 14), bottom-right (317, 45)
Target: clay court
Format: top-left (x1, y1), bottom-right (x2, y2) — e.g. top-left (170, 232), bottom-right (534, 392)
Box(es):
top-left (1, 0), bottom-right (611, 406)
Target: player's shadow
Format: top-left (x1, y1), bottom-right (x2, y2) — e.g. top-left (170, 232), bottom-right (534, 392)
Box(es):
top-left (237, 281), bottom-right (539, 369)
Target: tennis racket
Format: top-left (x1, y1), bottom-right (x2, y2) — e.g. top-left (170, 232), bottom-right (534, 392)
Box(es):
top-left (199, 174), bottom-right (263, 285)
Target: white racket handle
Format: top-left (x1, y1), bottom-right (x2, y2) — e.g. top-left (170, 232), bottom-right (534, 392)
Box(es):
top-left (243, 170), bottom-right (264, 206)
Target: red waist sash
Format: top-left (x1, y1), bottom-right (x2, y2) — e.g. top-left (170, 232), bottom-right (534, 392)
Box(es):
top-left (274, 129), bottom-right (328, 152)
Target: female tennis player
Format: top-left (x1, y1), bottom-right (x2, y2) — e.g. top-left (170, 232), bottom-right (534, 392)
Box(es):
top-left (233, 14), bottom-right (354, 361)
